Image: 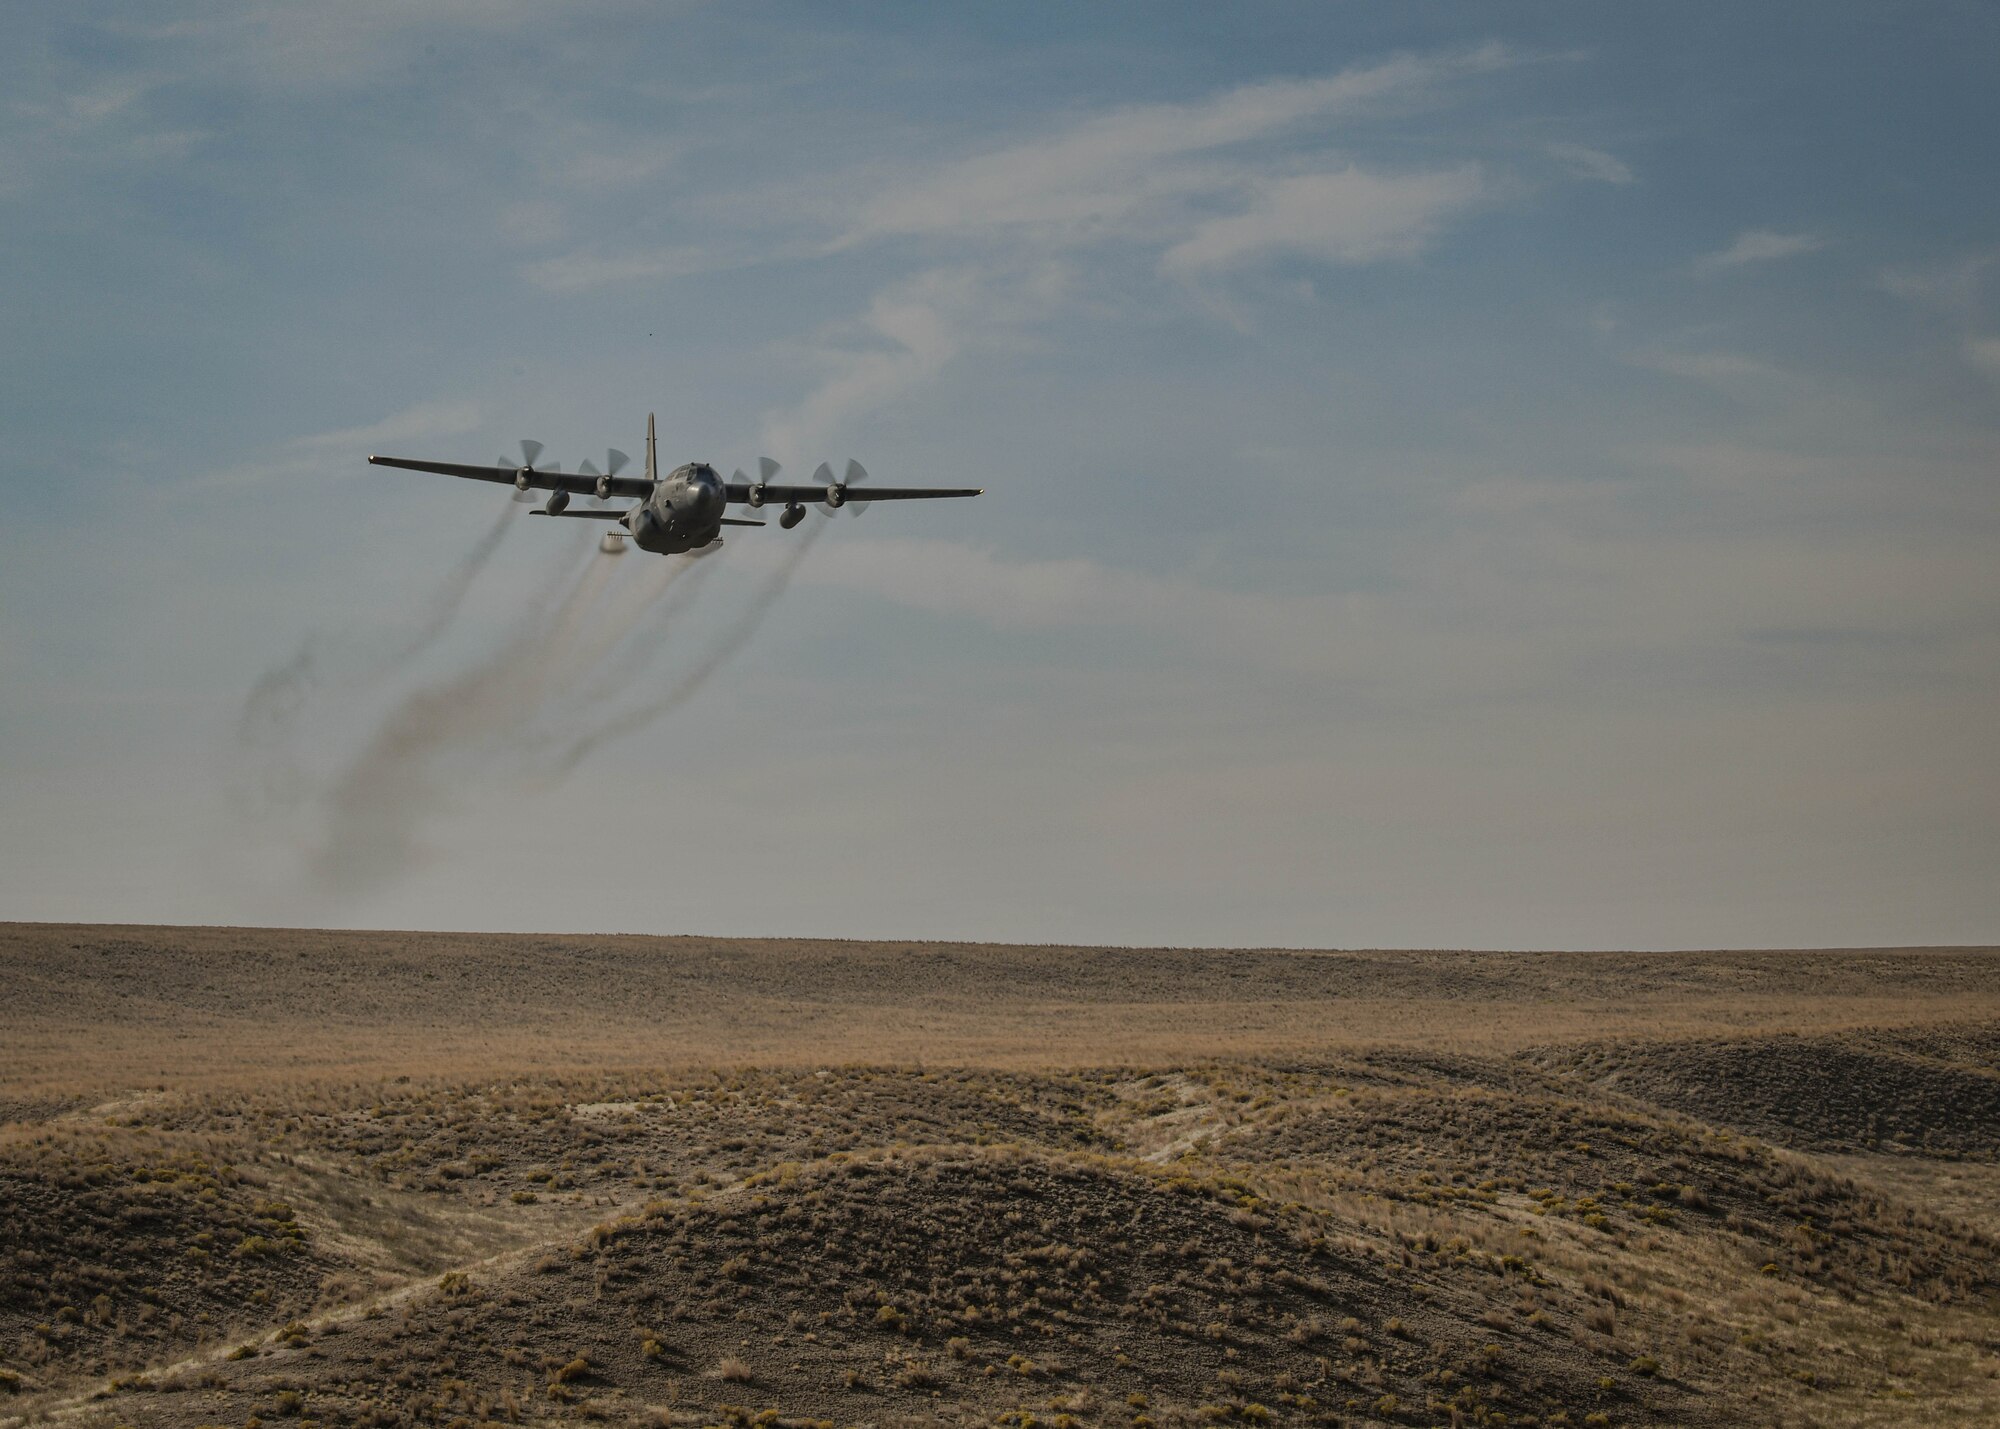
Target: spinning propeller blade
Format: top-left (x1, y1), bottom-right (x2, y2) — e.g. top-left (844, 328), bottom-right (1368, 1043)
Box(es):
top-left (506, 456), bottom-right (536, 502)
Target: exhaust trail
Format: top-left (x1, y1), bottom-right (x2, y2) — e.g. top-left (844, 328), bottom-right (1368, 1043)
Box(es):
top-left (563, 557), bottom-right (721, 714)
top-left (545, 555), bottom-right (699, 694)
top-left (233, 504), bottom-right (520, 817)
top-left (228, 495), bottom-right (829, 905)
top-left (373, 502), bottom-right (517, 672)
top-left (310, 542), bottom-right (612, 897)
top-left (551, 520), bottom-right (828, 775)
top-left (233, 639), bottom-right (320, 817)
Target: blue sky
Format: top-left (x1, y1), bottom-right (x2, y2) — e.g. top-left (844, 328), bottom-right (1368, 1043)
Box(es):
top-left (3, 2), bottom-right (1996, 947)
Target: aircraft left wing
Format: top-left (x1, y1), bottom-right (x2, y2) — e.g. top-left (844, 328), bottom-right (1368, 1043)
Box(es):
top-left (368, 456), bottom-right (655, 500)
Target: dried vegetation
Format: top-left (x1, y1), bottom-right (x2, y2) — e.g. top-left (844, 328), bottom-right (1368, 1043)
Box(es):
top-left (2, 924), bottom-right (1997, 1427)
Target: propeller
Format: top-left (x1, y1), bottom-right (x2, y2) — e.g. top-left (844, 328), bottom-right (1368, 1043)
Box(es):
top-left (507, 439), bottom-right (561, 503)
top-left (577, 450), bottom-right (630, 505)
top-left (815, 458), bottom-right (873, 516)
top-left (738, 456), bottom-right (782, 509)
top-left (505, 457), bottom-right (536, 502)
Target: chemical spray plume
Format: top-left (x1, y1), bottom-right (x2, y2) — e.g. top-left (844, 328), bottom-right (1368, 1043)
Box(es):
top-left (232, 504), bottom-right (518, 815)
top-left (565, 557), bottom-right (721, 714)
top-left (233, 639), bottom-right (319, 817)
top-left (552, 520), bottom-right (827, 774)
top-left (374, 502), bottom-right (517, 672)
top-left (231, 504), bottom-right (813, 904)
top-left (544, 555), bottom-right (698, 694)
top-left (309, 542), bottom-right (611, 896)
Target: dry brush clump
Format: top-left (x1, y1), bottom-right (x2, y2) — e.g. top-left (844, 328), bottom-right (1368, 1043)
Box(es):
top-left (102, 1067), bottom-right (1121, 1214)
top-left (1222, 1081), bottom-right (2000, 1302)
top-left (0, 1123), bottom-right (333, 1385)
top-left (1527, 1027), bottom-right (2000, 1160)
top-left (72, 1142), bottom-right (1701, 1427)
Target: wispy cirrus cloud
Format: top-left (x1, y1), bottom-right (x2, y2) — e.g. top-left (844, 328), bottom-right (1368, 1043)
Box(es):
top-left (1159, 164), bottom-right (1483, 276)
top-left (1696, 228), bottom-right (1826, 273)
top-left (1623, 348), bottom-right (1793, 398)
top-left (1545, 141), bottom-right (1633, 184)
top-left (1877, 252), bottom-right (2000, 387)
top-left (834, 45), bottom-right (1513, 255)
top-left (101, 0), bottom-right (631, 90)
top-left (1879, 252), bottom-right (1993, 316)
top-left (1965, 336), bottom-right (2000, 386)
top-left (526, 44), bottom-right (1529, 302)
top-left (189, 399), bottom-right (481, 489)
top-left (743, 47), bottom-right (1525, 458)
top-left (754, 261), bottom-right (1074, 462)
top-left (520, 246), bottom-right (710, 293)
top-left (800, 511), bottom-right (2000, 698)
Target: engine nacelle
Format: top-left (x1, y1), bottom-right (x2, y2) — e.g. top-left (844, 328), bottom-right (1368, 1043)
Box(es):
top-left (514, 469), bottom-right (532, 491)
top-left (543, 489), bottom-right (570, 515)
top-left (778, 504), bottom-right (805, 529)
top-left (747, 483), bottom-right (765, 508)
top-left (594, 475), bottom-right (612, 501)
top-left (824, 484), bottom-right (846, 508)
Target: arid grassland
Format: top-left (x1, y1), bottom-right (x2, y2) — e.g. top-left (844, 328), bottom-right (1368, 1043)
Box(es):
top-left (1, 925), bottom-right (1996, 1428)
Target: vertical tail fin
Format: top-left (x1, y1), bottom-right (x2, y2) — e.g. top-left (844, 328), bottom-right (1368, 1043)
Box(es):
top-left (645, 412), bottom-right (657, 481)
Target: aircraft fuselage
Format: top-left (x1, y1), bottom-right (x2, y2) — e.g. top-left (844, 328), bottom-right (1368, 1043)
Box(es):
top-left (628, 462), bottom-right (728, 554)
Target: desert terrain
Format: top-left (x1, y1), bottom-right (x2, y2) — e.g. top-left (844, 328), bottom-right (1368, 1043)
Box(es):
top-left (1, 923), bottom-right (1996, 1428)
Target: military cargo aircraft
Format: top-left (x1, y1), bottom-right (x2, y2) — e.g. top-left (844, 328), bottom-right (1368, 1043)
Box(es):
top-left (369, 413), bottom-right (982, 556)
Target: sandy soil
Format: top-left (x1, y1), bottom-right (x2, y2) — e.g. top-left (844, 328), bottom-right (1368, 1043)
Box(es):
top-left (1, 923), bottom-right (1995, 1428)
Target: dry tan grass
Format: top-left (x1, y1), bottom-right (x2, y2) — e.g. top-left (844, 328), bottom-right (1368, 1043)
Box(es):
top-left (2, 922), bottom-right (1997, 1428)
top-left (4, 922), bottom-right (1996, 1094)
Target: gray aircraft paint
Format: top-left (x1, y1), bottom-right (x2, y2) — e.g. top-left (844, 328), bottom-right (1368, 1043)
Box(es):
top-left (367, 410), bottom-right (982, 557)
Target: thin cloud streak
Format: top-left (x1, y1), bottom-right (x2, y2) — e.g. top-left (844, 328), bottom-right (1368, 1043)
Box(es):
top-left (1159, 165), bottom-right (1483, 275)
top-left (1545, 141), bottom-right (1633, 184)
top-left (836, 46), bottom-right (1513, 249)
top-left (190, 399), bottom-right (483, 490)
top-left (1696, 229), bottom-right (1826, 273)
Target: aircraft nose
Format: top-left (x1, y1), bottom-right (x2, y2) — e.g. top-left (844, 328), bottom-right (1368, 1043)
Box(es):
top-left (697, 472), bottom-right (725, 518)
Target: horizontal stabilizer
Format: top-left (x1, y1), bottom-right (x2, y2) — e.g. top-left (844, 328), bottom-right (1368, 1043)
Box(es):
top-left (529, 508), bottom-right (631, 520)
top-left (719, 517), bottom-right (766, 527)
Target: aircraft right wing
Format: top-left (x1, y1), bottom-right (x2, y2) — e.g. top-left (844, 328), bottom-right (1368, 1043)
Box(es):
top-left (724, 483), bottom-right (983, 505)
